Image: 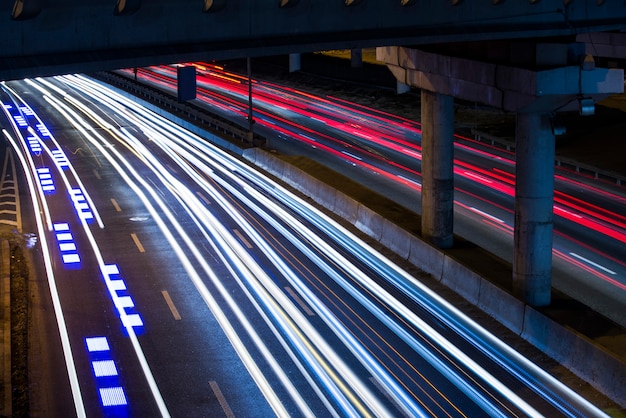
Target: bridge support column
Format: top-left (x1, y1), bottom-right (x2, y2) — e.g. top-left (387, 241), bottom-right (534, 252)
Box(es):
top-left (351, 48), bottom-right (363, 68)
top-left (513, 112), bottom-right (555, 306)
top-left (421, 90), bottom-right (454, 248)
top-left (289, 53), bottom-right (301, 72)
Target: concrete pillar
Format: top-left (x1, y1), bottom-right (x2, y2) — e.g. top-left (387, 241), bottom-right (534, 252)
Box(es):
top-left (351, 48), bottom-right (363, 68)
top-left (289, 53), bottom-right (301, 73)
top-left (396, 80), bottom-right (411, 95)
top-left (513, 112), bottom-right (555, 306)
top-left (421, 90), bottom-right (454, 248)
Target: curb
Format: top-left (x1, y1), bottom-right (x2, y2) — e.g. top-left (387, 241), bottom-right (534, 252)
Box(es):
top-left (0, 239), bottom-right (11, 416)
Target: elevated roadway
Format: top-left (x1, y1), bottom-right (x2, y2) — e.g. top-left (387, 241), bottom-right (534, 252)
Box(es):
top-left (2, 1), bottom-right (626, 81)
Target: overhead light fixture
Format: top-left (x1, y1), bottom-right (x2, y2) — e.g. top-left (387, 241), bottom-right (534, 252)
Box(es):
top-left (203, 0), bottom-right (227, 12)
top-left (279, 0), bottom-right (300, 6)
top-left (581, 54), bottom-right (595, 71)
top-left (550, 118), bottom-right (566, 136)
top-left (114, 0), bottom-right (141, 16)
top-left (579, 98), bottom-right (595, 116)
top-left (11, 0), bottom-right (42, 20)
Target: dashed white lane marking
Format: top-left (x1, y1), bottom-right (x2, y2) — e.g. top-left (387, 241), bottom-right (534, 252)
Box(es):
top-left (469, 206), bottom-right (504, 223)
top-left (569, 252), bottom-right (616, 275)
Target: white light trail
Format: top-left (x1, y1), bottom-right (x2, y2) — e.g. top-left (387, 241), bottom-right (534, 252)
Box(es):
top-left (45, 74), bottom-right (609, 418)
top-left (44, 77), bottom-right (302, 417)
top-left (2, 128), bottom-right (87, 417)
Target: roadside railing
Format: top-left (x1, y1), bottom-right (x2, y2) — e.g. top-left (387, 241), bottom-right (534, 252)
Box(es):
top-left (472, 129), bottom-right (625, 187)
top-left (92, 71), bottom-right (264, 147)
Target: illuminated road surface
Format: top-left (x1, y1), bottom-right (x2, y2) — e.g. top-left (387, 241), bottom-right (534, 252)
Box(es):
top-left (129, 64), bottom-right (626, 328)
top-left (0, 76), bottom-right (609, 417)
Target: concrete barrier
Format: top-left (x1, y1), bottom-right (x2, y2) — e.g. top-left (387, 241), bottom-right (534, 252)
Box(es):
top-left (478, 279), bottom-right (525, 335)
top-left (355, 205), bottom-right (385, 241)
top-left (303, 176), bottom-right (338, 210)
top-left (522, 307), bottom-right (626, 407)
top-left (407, 236), bottom-right (445, 280)
top-left (441, 256), bottom-right (482, 305)
top-left (380, 221), bottom-right (411, 260)
top-left (242, 147), bottom-right (258, 164)
top-left (282, 163), bottom-right (311, 195)
top-left (333, 193), bottom-right (361, 225)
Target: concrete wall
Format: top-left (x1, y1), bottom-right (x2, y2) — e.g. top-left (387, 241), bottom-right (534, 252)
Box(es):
top-left (243, 146), bottom-right (626, 408)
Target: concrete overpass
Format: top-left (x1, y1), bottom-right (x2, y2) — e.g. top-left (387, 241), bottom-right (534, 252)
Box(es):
top-left (2, 0), bottom-right (626, 80)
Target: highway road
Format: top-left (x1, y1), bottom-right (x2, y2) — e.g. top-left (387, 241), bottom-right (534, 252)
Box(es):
top-left (0, 75), bottom-right (612, 416)
top-left (128, 64), bottom-right (626, 329)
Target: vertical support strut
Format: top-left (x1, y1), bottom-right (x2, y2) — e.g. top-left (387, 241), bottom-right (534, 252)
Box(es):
top-left (421, 90), bottom-right (454, 249)
top-left (289, 53), bottom-right (301, 73)
top-left (513, 112), bottom-right (555, 306)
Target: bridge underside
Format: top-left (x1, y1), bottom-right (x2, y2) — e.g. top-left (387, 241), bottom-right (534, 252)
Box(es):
top-left (2, 0), bottom-right (626, 80)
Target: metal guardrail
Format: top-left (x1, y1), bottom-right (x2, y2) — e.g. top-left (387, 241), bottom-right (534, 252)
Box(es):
top-left (92, 71), bottom-right (265, 147)
top-left (471, 129), bottom-right (625, 187)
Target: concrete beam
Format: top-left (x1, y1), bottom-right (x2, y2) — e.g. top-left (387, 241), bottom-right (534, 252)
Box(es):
top-left (380, 42), bottom-right (623, 308)
top-left (577, 32), bottom-right (626, 60)
top-left (377, 45), bottom-right (624, 113)
top-left (4, 1), bottom-right (626, 80)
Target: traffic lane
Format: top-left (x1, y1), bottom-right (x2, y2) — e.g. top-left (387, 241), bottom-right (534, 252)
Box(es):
top-left (48, 96), bottom-right (302, 415)
top-left (88, 214), bottom-right (284, 417)
top-left (141, 64), bottom-right (626, 263)
top-left (58, 74), bottom-right (604, 414)
top-left (41, 190), bottom-right (164, 415)
top-left (9, 157), bottom-right (78, 416)
top-left (62, 107), bottom-right (332, 414)
top-left (20, 83), bottom-right (280, 413)
top-left (225, 174), bottom-right (567, 417)
top-left (118, 106), bottom-right (497, 415)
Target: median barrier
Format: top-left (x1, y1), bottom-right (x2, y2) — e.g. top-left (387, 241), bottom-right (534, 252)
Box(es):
top-left (241, 148), bottom-right (258, 164)
top-left (441, 256), bottom-right (482, 306)
top-left (303, 175), bottom-right (338, 211)
top-left (407, 236), bottom-right (445, 280)
top-left (522, 307), bottom-right (626, 407)
top-left (281, 162), bottom-right (310, 195)
top-left (380, 221), bottom-right (411, 260)
top-left (355, 205), bottom-right (385, 242)
top-left (333, 193), bottom-right (360, 224)
top-left (251, 148), bottom-right (288, 180)
top-left (477, 279), bottom-right (525, 335)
